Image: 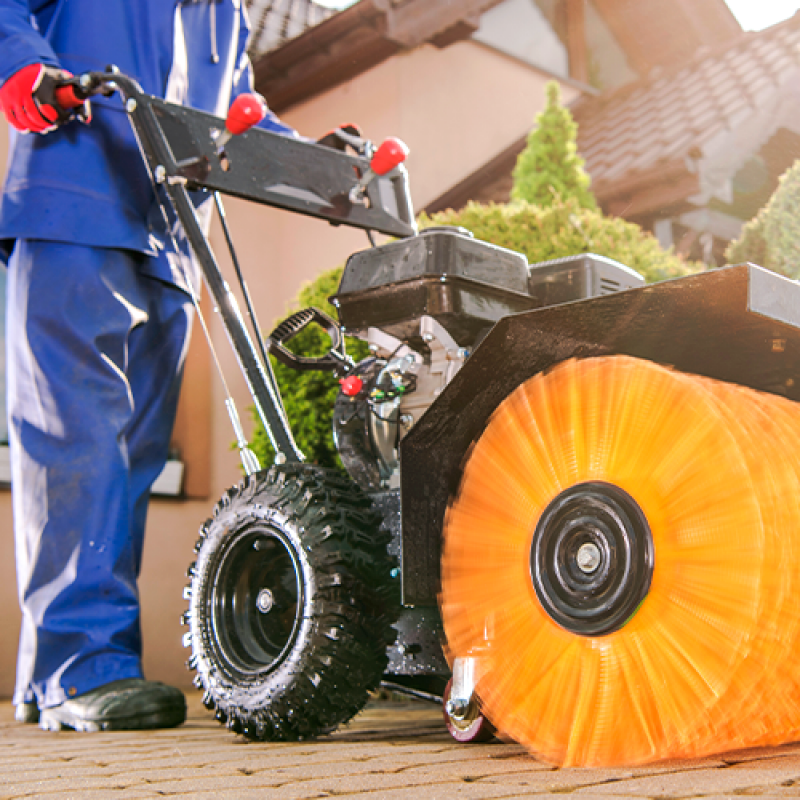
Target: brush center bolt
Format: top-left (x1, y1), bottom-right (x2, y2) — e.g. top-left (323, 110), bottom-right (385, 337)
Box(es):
top-left (576, 542), bottom-right (602, 574)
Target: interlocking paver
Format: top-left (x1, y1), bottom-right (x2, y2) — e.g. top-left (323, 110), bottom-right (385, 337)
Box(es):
top-left (5, 693), bottom-right (800, 798)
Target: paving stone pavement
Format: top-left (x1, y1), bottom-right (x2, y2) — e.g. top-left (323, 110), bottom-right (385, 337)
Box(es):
top-left (4, 693), bottom-right (800, 799)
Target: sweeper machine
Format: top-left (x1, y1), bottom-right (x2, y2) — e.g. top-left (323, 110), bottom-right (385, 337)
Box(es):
top-left (54, 70), bottom-right (800, 766)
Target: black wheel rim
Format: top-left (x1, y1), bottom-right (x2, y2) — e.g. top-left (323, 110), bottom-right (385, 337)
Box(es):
top-left (530, 482), bottom-right (654, 636)
top-left (210, 523), bottom-right (303, 677)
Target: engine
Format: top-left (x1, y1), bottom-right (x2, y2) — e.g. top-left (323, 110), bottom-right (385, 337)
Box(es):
top-left (329, 226), bottom-right (644, 491)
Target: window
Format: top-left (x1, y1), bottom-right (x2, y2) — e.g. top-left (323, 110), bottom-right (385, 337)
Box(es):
top-left (473, 0), bottom-right (637, 91)
top-left (585, 0), bottom-right (638, 90)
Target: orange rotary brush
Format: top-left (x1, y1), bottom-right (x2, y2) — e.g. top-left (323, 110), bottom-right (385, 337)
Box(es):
top-left (441, 356), bottom-right (800, 766)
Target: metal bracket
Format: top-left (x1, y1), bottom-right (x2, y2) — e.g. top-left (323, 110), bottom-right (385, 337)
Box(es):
top-left (446, 656), bottom-right (483, 719)
top-left (420, 315), bottom-right (468, 395)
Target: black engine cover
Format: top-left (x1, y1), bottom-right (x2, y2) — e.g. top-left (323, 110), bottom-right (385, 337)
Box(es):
top-left (331, 227), bottom-right (536, 349)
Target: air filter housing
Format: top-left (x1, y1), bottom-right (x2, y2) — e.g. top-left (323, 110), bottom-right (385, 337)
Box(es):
top-left (527, 253), bottom-right (645, 307)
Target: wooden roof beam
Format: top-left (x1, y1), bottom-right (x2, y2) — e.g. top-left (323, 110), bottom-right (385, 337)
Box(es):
top-left (254, 0), bottom-right (504, 112)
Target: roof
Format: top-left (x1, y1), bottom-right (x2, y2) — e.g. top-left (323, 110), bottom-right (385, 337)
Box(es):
top-left (427, 13), bottom-right (800, 222)
top-left (250, 0), bottom-right (506, 113)
top-left (246, 0), bottom-right (338, 59)
top-left (575, 12), bottom-right (800, 215)
top-left (249, 0), bottom-right (740, 116)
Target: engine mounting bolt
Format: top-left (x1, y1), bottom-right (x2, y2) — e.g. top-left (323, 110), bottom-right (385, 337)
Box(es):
top-left (400, 414), bottom-right (413, 427)
top-left (256, 589), bottom-right (274, 614)
top-left (576, 542), bottom-right (602, 574)
top-left (126, 98), bottom-right (137, 113)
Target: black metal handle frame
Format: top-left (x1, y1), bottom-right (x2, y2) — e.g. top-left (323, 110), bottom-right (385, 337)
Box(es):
top-left (74, 71), bottom-right (416, 464)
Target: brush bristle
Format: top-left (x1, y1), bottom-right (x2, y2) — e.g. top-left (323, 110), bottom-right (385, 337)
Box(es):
top-left (441, 356), bottom-right (800, 766)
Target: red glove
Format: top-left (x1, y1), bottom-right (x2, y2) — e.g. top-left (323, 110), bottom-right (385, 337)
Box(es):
top-left (0, 64), bottom-right (61, 133)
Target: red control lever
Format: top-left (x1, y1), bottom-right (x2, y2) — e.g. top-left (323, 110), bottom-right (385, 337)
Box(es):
top-left (370, 136), bottom-right (410, 175)
top-left (349, 136), bottom-right (410, 204)
top-left (225, 93), bottom-right (268, 135)
top-left (340, 375), bottom-right (364, 397)
top-left (216, 93), bottom-right (267, 155)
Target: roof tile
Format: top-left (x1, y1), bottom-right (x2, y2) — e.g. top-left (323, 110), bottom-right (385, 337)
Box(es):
top-left (576, 15), bottom-right (800, 186)
top-left (245, 0), bottom-right (337, 58)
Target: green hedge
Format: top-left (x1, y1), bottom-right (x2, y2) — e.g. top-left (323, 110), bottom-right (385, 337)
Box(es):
top-left (420, 199), bottom-right (698, 284)
top-left (250, 266), bottom-right (369, 469)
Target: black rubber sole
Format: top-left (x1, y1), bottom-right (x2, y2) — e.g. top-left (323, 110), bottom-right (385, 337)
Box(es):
top-left (39, 704), bottom-right (186, 732)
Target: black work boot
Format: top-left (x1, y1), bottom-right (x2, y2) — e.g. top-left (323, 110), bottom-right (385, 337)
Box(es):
top-left (39, 678), bottom-right (186, 732)
top-left (14, 702), bottom-right (40, 724)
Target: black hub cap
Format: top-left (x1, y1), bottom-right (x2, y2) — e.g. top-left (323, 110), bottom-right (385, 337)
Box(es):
top-left (530, 482), bottom-right (654, 636)
top-left (211, 525), bottom-right (302, 677)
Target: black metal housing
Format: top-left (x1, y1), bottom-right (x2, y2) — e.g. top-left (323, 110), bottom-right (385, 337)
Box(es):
top-left (400, 264), bottom-right (800, 605)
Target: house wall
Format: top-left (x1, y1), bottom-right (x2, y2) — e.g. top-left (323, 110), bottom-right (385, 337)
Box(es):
top-left (0, 39), bottom-right (577, 698)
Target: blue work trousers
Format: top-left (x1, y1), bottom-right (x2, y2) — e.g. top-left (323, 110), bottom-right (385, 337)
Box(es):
top-left (7, 241), bottom-right (193, 708)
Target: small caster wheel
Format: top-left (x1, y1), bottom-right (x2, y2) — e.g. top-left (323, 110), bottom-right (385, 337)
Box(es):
top-left (442, 679), bottom-right (496, 743)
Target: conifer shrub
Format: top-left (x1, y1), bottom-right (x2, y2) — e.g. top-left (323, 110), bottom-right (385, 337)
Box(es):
top-left (512, 81), bottom-right (597, 210)
top-left (725, 160), bottom-right (800, 278)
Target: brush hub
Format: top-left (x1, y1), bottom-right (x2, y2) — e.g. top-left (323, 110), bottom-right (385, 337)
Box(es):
top-left (530, 482), bottom-right (654, 636)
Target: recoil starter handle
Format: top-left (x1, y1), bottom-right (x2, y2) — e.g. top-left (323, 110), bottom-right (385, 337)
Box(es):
top-left (268, 307), bottom-right (353, 377)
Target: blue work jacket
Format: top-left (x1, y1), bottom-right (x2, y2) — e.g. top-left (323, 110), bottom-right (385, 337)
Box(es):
top-left (0, 0), bottom-right (293, 286)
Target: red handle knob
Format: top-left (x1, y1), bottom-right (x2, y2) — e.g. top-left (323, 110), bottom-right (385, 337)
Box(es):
top-left (226, 93), bottom-right (267, 135)
top-left (54, 84), bottom-right (84, 109)
top-left (370, 136), bottom-right (410, 176)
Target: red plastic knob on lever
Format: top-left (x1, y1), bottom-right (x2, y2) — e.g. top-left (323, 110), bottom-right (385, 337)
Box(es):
top-left (339, 375), bottom-right (364, 397)
top-left (225, 93), bottom-right (267, 135)
top-left (370, 136), bottom-right (410, 176)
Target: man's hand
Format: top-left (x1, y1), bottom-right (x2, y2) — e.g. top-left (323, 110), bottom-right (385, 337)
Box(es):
top-left (0, 64), bottom-right (63, 133)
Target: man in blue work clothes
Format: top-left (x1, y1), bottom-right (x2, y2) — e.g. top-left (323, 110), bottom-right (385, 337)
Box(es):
top-left (0, 0), bottom-right (296, 731)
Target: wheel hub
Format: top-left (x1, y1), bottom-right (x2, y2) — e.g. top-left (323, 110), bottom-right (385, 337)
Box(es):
top-left (530, 482), bottom-right (654, 636)
top-left (211, 525), bottom-right (303, 677)
top-left (256, 588), bottom-right (275, 614)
